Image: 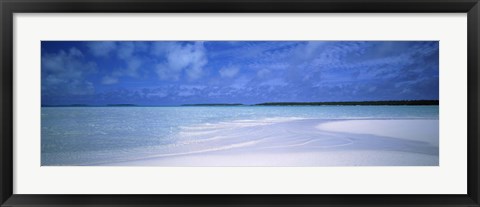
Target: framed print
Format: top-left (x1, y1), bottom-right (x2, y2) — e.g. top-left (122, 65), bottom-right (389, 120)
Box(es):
top-left (1, 0), bottom-right (479, 206)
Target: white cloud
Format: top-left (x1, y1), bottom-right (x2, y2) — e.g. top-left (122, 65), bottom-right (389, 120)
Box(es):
top-left (155, 63), bottom-right (180, 81)
top-left (186, 66), bottom-right (203, 80)
top-left (230, 76), bottom-right (251, 89)
top-left (101, 76), bottom-right (118, 85)
top-left (260, 78), bottom-right (287, 87)
top-left (303, 41), bottom-right (327, 57)
top-left (208, 91), bottom-right (220, 97)
top-left (219, 66), bottom-right (240, 78)
top-left (180, 85), bottom-right (206, 90)
top-left (117, 42), bottom-right (135, 59)
top-left (67, 80), bottom-right (95, 95)
top-left (256, 69), bottom-right (270, 78)
top-left (86, 42), bottom-right (116, 57)
top-left (146, 90), bottom-right (168, 98)
top-left (151, 42), bottom-right (174, 57)
top-left (106, 42), bottom-right (147, 80)
top-left (154, 42), bottom-right (208, 81)
top-left (69, 47), bottom-right (83, 57)
top-left (42, 47), bottom-right (97, 96)
top-left (178, 90), bottom-right (194, 97)
top-left (123, 57), bottom-right (143, 77)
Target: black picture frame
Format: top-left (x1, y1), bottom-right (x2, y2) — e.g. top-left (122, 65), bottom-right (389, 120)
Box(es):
top-left (1, 0), bottom-right (479, 206)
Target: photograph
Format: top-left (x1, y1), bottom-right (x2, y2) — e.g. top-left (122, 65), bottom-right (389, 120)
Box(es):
top-left (41, 41), bottom-right (439, 166)
top-left (3, 0), bottom-right (478, 206)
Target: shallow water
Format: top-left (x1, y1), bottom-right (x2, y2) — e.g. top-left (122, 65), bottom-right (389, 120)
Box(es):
top-left (41, 106), bottom-right (439, 166)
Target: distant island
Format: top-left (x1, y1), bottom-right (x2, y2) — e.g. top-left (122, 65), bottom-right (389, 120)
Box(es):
top-left (106, 104), bottom-right (137, 107)
top-left (184, 100), bottom-right (439, 106)
top-left (254, 100), bottom-right (439, 106)
top-left (182, 103), bottom-right (244, 106)
top-left (42, 100), bottom-right (439, 107)
top-left (42, 103), bottom-right (138, 107)
top-left (42, 104), bottom-right (90, 107)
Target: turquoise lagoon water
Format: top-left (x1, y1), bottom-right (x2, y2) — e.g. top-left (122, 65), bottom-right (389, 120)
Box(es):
top-left (41, 106), bottom-right (439, 165)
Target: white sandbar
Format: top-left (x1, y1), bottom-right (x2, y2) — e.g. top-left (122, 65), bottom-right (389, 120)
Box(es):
top-left (317, 119), bottom-right (439, 146)
top-left (104, 118), bottom-right (439, 166)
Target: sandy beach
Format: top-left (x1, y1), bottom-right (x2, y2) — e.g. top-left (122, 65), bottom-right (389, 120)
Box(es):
top-left (103, 118), bottom-right (439, 166)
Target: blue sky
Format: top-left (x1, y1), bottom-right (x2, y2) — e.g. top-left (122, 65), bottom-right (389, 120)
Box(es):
top-left (41, 41), bottom-right (439, 105)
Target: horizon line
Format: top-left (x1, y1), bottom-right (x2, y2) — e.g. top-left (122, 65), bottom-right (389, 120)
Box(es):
top-left (41, 100), bottom-right (440, 107)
